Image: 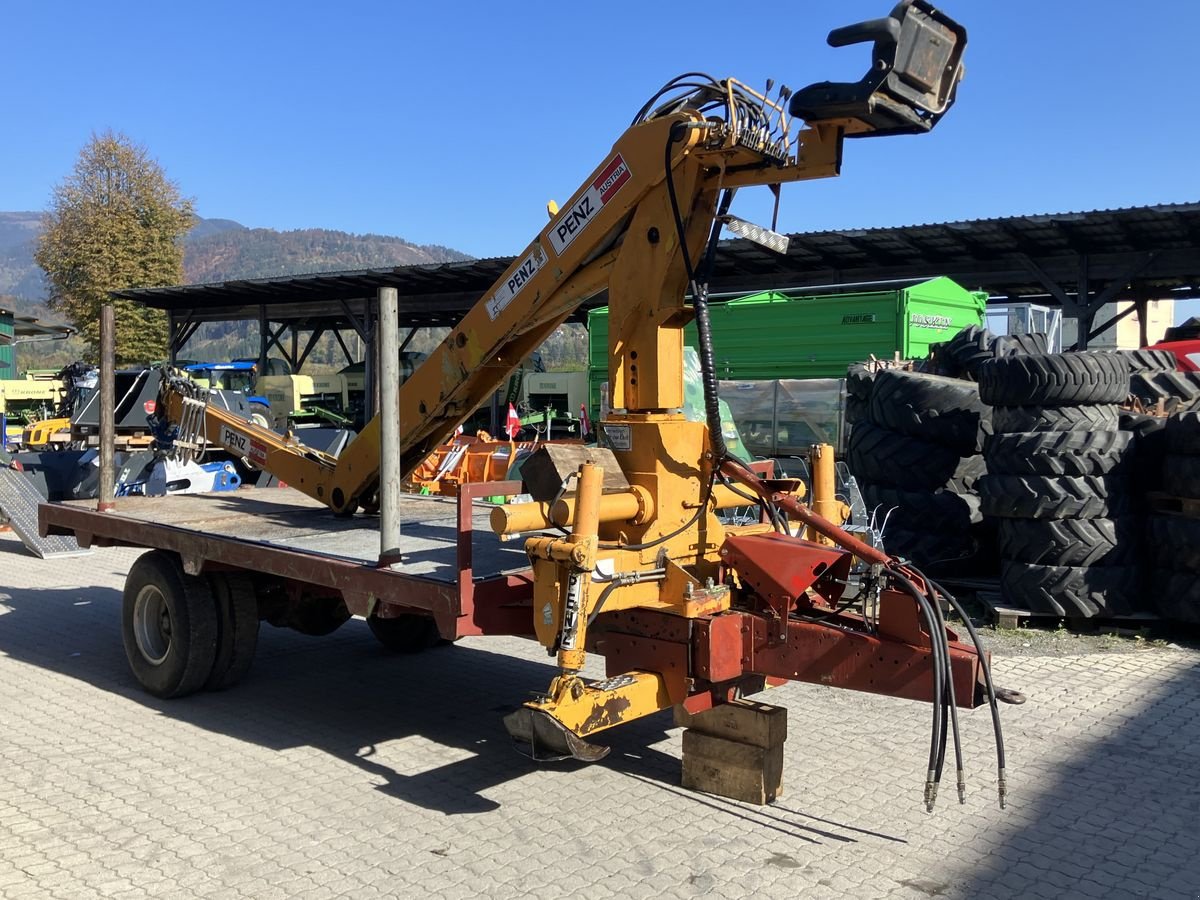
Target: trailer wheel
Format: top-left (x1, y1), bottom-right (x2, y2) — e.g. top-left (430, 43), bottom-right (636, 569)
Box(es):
top-left (205, 573), bottom-right (259, 691)
top-left (122, 551), bottom-right (219, 698)
top-left (367, 614), bottom-right (443, 653)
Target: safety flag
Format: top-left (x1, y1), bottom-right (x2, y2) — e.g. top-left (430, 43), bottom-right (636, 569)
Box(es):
top-left (455, 422), bottom-right (464, 436)
top-left (580, 403), bottom-right (591, 436)
top-left (505, 403), bottom-right (521, 440)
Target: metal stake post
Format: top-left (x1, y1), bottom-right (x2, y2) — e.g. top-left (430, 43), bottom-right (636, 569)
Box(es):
top-left (98, 304), bottom-right (115, 513)
top-left (378, 287), bottom-right (401, 565)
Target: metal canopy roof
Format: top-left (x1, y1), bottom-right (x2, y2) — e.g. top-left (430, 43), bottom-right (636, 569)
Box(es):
top-left (114, 202), bottom-right (1200, 329)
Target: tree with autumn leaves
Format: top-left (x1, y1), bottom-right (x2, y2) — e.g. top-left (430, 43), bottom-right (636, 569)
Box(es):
top-left (35, 131), bottom-right (195, 364)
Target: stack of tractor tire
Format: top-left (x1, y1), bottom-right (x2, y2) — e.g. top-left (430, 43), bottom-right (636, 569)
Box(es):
top-left (1145, 412), bottom-right (1200, 624)
top-left (847, 367), bottom-right (990, 574)
top-left (929, 325), bottom-right (1050, 381)
top-left (977, 352), bottom-right (1137, 618)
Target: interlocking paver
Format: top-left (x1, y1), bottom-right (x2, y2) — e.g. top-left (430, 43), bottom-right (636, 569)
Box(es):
top-left (2, 534), bottom-right (1200, 899)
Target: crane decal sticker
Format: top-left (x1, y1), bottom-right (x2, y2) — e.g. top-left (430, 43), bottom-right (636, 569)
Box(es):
top-left (548, 154), bottom-right (631, 256)
top-left (486, 243), bottom-right (548, 320)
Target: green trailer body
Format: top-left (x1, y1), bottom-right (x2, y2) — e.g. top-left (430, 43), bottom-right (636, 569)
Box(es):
top-left (587, 277), bottom-right (986, 417)
top-left (0, 310), bottom-right (14, 376)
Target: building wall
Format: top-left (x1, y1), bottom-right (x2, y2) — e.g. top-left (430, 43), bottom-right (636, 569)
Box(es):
top-left (1061, 298), bottom-right (1174, 350)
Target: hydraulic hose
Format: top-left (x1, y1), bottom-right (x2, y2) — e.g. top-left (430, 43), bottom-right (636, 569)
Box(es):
top-left (928, 577), bottom-right (1009, 810)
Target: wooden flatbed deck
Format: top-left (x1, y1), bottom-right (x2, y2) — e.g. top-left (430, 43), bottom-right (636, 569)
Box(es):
top-left (55, 487), bottom-right (530, 582)
top-left (39, 482), bottom-right (536, 639)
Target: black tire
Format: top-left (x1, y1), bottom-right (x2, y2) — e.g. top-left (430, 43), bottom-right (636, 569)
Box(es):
top-left (983, 430), bottom-right (1131, 476)
top-left (1148, 570), bottom-right (1200, 624)
top-left (1120, 349), bottom-right (1179, 373)
top-left (205, 573), bottom-right (259, 691)
top-left (1000, 560), bottom-right (1136, 618)
top-left (882, 527), bottom-right (978, 569)
top-left (997, 517), bottom-right (1137, 567)
top-left (1166, 411), bottom-right (1200, 455)
top-left (978, 352), bottom-right (1129, 407)
top-left (1163, 454), bottom-right (1200, 498)
top-left (368, 614), bottom-right (443, 653)
top-left (991, 332), bottom-right (1049, 358)
top-left (848, 421), bottom-right (984, 491)
top-left (868, 369), bottom-right (990, 454)
top-left (122, 551), bottom-right (219, 699)
top-left (978, 474), bottom-right (1130, 519)
top-left (940, 325), bottom-right (996, 378)
top-left (991, 403), bottom-right (1119, 434)
top-left (860, 482), bottom-right (983, 532)
top-left (1129, 371), bottom-right (1200, 409)
top-left (847, 364), bottom-right (875, 400)
top-left (845, 395), bottom-right (869, 427)
top-left (1122, 413), bottom-right (1167, 494)
top-left (1147, 514), bottom-right (1200, 574)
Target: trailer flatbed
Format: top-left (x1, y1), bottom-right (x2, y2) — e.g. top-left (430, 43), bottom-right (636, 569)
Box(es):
top-left (39, 482), bottom-right (536, 640)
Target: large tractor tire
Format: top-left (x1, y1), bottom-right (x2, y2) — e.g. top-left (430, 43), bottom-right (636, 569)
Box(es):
top-left (1147, 515), bottom-right (1200, 573)
top-left (1166, 411), bottom-right (1200, 455)
top-left (1119, 349), bottom-right (1179, 373)
top-left (978, 474), bottom-right (1130, 519)
top-left (846, 364), bottom-right (876, 401)
top-left (1149, 570), bottom-right (1200, 624)
top-left (1000, 560), bottom-right (1136, 618)
top-left (860, 482), bottom-right (983, 532)
top-left (122, 551), bottom-right (219, 699)
top-left (868, 369), bottom-right (989, 454)
top-left (991, 332), bottom-right (1049, 358)
top-left (991, 403), bottom-right (1119, 434)
top-left (1163, 454), bottom-right (1200, 499)
top-left (997, 517), bottom-right (1136, 568)
top-left (1129, 371), bottom-right (1200, 411)
top-left (983, 430), bottom-right (1131, 477)
top-left (978, 352), bottom-right (1129, 408)
top-left (848, 421), bottom-right (983, 491)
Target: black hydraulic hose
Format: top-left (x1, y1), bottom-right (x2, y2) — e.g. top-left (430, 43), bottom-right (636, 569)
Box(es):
top-left (587, 569), bottom-right (666, 626)
top-left (926, 581), bottom-right (965, 804)
top-left (889, 569), bottom-right (946, 812)
top-left (664, 126), bottom-right (731, 464)
top-left (928, 577), bottom-right (1009, 810)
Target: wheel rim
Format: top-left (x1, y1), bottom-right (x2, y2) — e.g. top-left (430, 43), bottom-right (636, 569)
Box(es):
top-left (133, 584), bottom-right (172, 666)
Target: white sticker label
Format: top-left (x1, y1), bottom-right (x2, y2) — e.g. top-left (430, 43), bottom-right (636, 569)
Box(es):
top-left (548, 154), bottom-right (631, 256)
top-left (604, 423), bottom-right (632, 451)
top-left (220, 425), bottom-right (249, 457)
top-left (487, 244), bottom-right (548, 321)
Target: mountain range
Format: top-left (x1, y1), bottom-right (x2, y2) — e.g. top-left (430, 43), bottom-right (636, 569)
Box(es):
top-left (0, 211), bottom-right (472, 305)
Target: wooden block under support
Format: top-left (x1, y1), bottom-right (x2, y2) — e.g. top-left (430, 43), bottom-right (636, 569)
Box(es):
top-left (677, 699), bottom-right (787, 805)
top-left (673, 698), bottom-right (787, 748)
top-left (681, 730), bottom-right (784, 805)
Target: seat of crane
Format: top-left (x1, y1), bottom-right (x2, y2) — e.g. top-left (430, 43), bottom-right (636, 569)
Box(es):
top-left (789, 0), bottom-right (966, 137)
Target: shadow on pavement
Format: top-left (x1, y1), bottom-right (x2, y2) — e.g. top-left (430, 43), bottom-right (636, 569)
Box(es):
top-left (961, 662), bottom-right (1200, 898)
top-left (0, 581), bottom-right (677, 817)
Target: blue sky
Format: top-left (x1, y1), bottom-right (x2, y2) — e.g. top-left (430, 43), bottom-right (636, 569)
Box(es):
top-left (4, 1), bottom-right (1196, 267)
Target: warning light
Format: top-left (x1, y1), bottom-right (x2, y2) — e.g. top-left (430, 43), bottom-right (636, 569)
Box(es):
top-left (144, 400), bottom-right (157, 414)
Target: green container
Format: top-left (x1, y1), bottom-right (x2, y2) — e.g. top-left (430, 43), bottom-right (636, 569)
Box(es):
top-left (587, 277), bottom-right (985, 417)
top-left (0, 309), bottom-right (13, 378)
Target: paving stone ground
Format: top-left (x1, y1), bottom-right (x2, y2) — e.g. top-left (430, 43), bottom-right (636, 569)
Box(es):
top-left (1, 533), bottom-right (1198, 899)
